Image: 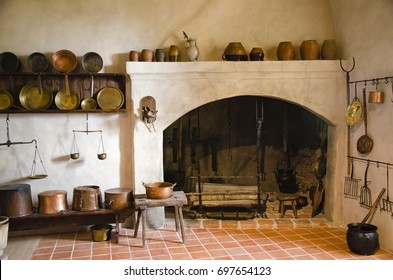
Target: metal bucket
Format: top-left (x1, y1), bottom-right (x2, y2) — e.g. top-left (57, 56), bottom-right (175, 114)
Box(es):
top-left (0, 184), bottom-right (33, 217)
top-left (72, 185), bottom-right (102, 211)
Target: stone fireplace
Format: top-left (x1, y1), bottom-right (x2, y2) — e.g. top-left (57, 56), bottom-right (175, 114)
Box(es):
top-left (126, 61), bottom-right (346, 227)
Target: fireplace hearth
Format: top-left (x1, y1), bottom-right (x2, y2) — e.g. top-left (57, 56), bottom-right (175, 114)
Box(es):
top-left (127, 61), bottom-right (346, 227)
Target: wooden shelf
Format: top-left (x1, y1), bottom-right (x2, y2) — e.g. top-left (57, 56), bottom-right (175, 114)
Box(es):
top-left (0, 72), bottom-right (127, 114)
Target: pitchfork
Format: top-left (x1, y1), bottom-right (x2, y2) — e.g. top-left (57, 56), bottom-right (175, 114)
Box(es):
top-left (360, 161), bottom-right (372, 208)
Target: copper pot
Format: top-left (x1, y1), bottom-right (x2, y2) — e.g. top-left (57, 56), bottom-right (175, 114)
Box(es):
top-left (143, 182), bottom-right (176, 199)
top-left (368, 90), bottom-right (384, 103)
top-left (104, 187), bottom-right (134, 210)
top-left (38, 190), bottom-right (68, 214)
top-left (0, 184), bottom-right (33, 217)
top-left (72, 185), bottom-right (102, 211)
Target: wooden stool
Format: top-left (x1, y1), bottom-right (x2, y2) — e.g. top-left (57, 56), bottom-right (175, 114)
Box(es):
top-left (134, 191), bottom-right (188, 247)
top-left (276, 193), bottom-right (298, 218)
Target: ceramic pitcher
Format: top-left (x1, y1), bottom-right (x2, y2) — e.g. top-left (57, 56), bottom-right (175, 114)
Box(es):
top-left (185, 39), bottom-right (200, 61)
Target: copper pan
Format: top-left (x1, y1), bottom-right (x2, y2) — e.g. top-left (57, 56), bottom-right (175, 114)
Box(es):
top-left (52, 50), bottom-right (80, 110)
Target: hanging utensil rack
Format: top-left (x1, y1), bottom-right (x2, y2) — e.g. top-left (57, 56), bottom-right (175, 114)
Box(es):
top-left (0, 114), bottom-right (47, 178)
top-left (347, 156), bottom-right (393, 215)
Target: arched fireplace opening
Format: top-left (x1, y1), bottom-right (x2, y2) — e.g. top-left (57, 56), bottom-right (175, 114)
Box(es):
top-left (163, 96), bottom-right (327, 219)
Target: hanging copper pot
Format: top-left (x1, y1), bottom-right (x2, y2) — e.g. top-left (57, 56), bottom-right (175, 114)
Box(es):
top-left (368, 90), bottom-right (384, 104)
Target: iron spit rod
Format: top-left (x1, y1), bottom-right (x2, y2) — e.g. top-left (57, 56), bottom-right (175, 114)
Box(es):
top-left (348, 156), bottom-right (393, 168)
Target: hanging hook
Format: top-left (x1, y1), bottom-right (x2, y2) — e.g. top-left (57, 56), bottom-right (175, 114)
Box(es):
top-left (339, 57), bottom-right (356, 73)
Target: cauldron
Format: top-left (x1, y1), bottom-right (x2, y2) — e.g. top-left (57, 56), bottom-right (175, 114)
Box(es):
top-left (346, 223), bottom-right (379, 255)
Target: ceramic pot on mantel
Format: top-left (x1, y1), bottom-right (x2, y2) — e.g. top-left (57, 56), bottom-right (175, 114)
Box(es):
top-left (321, 39), bottom-right (337, 60)
top-left (169, 45), bottom-right (180, 62)
top-left (277, 41), bottom-right (295, 60)
top-left (300, 40), bottom-right (320, 60)
top-left (250, 47), bottom-right (264, 61)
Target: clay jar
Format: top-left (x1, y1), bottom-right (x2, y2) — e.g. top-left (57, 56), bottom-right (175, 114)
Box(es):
top-left (155, 48), bottom-right (165, 62)
top-left (140, 49), bottom-right (153, 62)
top-left (129, 50), bottom-right (140, 61)
top-left (300, 40), bottom-right (320, 60)
top-left (321, 39), bottom-right (337, 60)
top-left (277, 41), bottom-right (295, 60)
top-left (222, 42), bottom-right (247, 61)
top-left (250, 47), bottom-right (264, 61)
top-left (169, 45), bottom-right (180, 62)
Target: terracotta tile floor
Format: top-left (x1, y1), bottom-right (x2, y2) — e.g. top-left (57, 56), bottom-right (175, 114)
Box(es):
top-left (28, 204), bottom-right (393, 260)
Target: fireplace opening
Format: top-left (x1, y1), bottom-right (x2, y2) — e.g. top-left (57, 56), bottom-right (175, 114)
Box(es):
top-left (163, 96), bottom-right (328, 219)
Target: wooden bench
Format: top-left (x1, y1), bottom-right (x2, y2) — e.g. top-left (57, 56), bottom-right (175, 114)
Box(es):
top-left (134, 191), bottom-right (188, 247)
top-left (8, 208), bottom-right (135, 243)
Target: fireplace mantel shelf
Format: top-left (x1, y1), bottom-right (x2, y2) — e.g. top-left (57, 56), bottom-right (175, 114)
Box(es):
top-left (126, 60), bottom-right (344, 79)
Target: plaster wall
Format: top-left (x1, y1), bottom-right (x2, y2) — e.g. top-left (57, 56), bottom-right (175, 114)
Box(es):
top-left (330, 0), bottom-right (393, 254)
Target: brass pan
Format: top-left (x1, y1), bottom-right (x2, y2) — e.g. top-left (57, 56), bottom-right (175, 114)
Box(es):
top-left (0, 90), bottom-right (13, 110)
top-left (55, 88), bottom-right (80, 110)
top-left (19, 82), bottom-right (53, 110)
top-left (96, 87), bottom-right (124, 110)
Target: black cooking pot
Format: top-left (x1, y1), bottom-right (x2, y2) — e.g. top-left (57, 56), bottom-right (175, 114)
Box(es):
top-left (274, 168), bottom-right (296, 182)
top-left (346, 223), bottom-right (379, 255)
